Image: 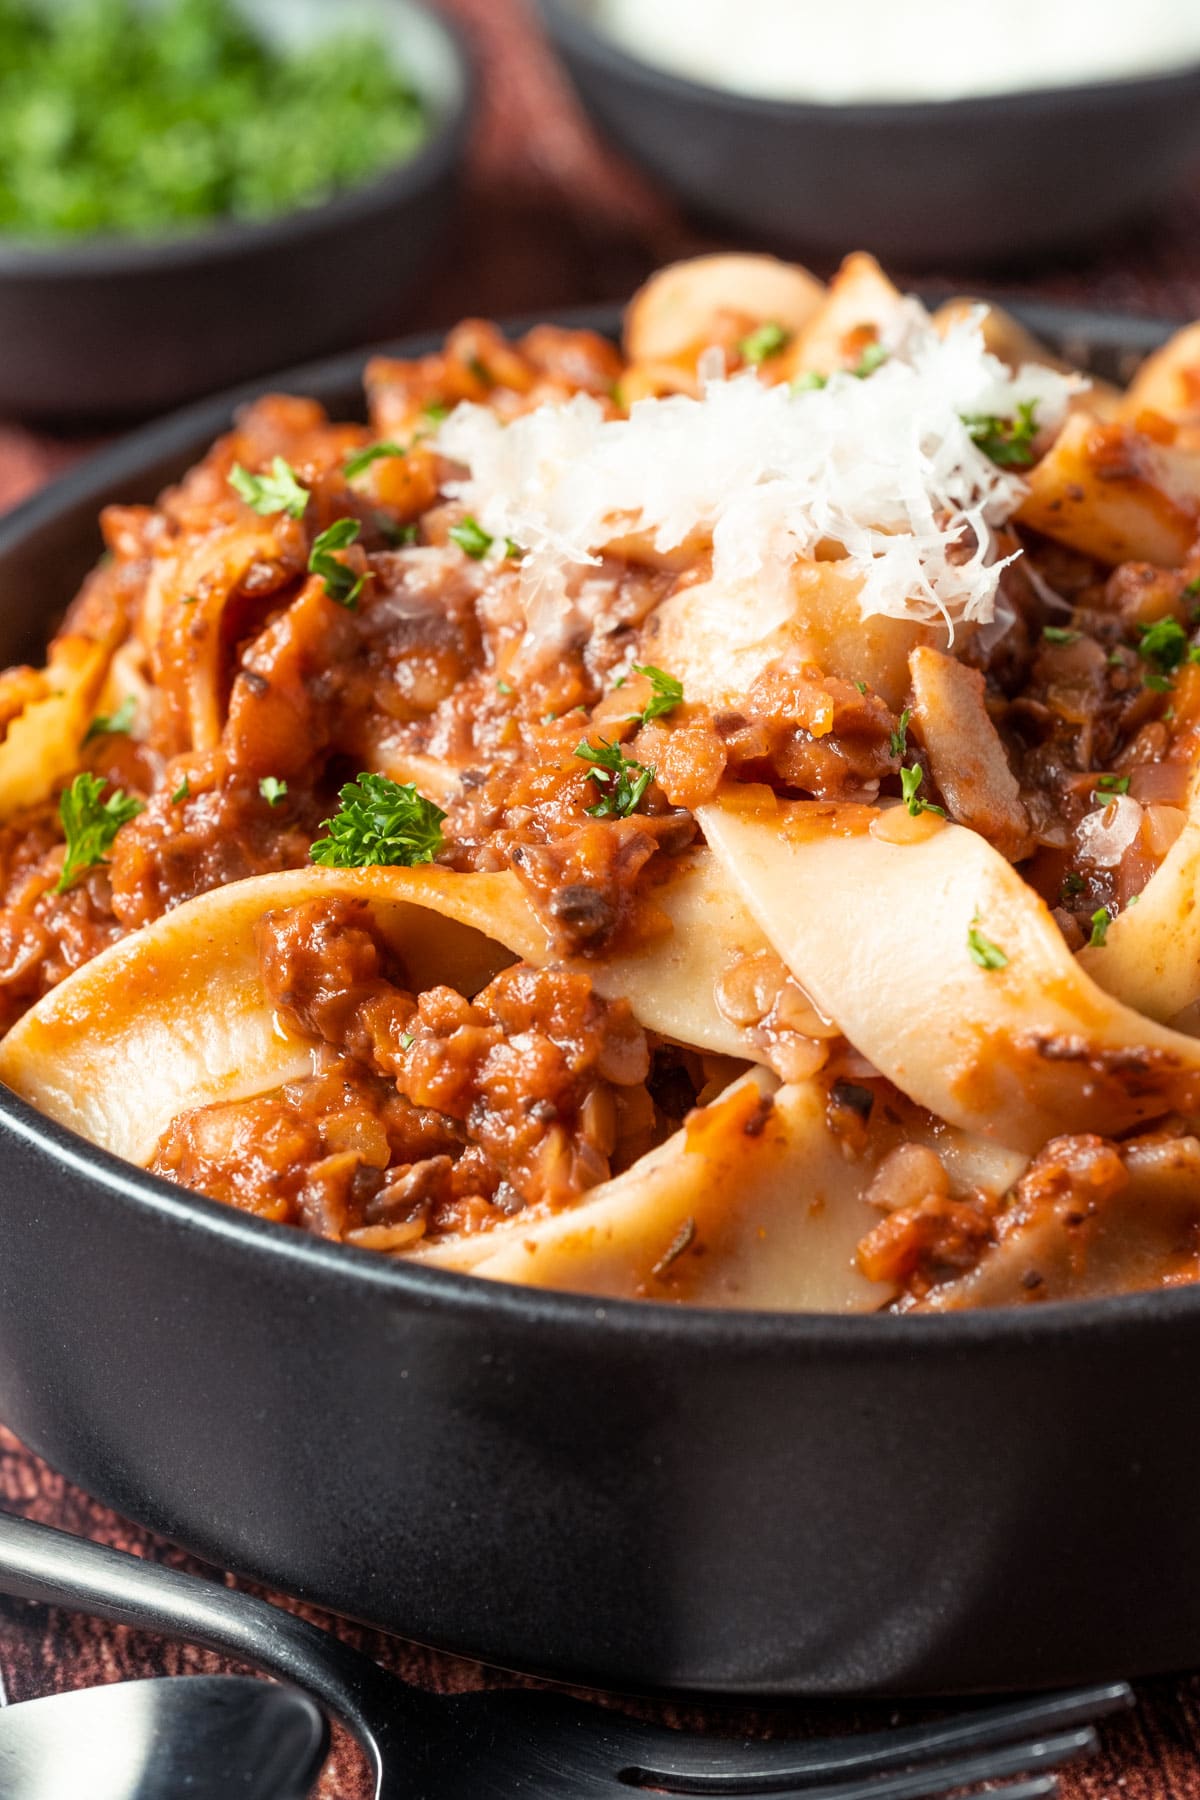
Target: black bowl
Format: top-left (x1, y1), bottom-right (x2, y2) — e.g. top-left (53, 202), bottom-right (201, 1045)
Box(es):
top-left (537, 0), bottom-right (1200, 266)
top-left (2, 302), bottom-right (1200, 1701)
top-left (0, 0), bottom-right (472, 425)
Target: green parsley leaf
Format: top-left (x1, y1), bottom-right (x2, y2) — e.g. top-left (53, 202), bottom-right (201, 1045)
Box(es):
top-left (900, 765), bottom-right (946, 818)
top-left (422, 401), bottom-right (450, 424)
top-left (967, 917), bottom-right (1009, 971)
top-left (1184, 576), bottom-right (1200, 600)
top-left (1107, 648), bottom-right (1127, 666)
top-left (1145, 671), bottom-right (1174, 692)
top-left (504, 538), bottom-right (525, 561)
top-left (854, 680), bottom-right (867, 694)
top-left (574, 737), bottom-right (655, 818)
top-left (180, 593), bottom-right (199, 606)
top-left (1094, 773), bottom-right (1131, 796)
top-left (1042, 626), bottom-right (1080, 645)
top-left (1060, 870), bottom-right (1085, 898)
top-left (259, 776), bottom-right (288, 807)
top-left (467, 355), bottom-right (494, 387)
top-left (400, 1031), bottom-right (415, 1050)
top-left (55, 773), bottom-right (144, 894)
top-left (311, 773), bottom-right (445, 869)
top-left (84, 695), bottom-right (137, 742)
top-left (888, 707), bottom-right (911, 760)
top-left (1089, 906), bottom-right (1111, 948)
top-left (377, 515), bottom-right (418, 548)
top-left (791, 371), bottom-right (827, 394)
top-left (852, 341), bottom-right (888, 379)
top-left (627, 664), bottom-right (684, 726)
top-left (963, 400), bottom-right (1039, 469)
top-left (1137, 616), bottom-right (1189, 672)
top-left (171, 778), bottom-right (190, 804)
top-left (344, 441), bottom-right (406, 480)
top-left (496, 679), bottom-right (514, 696)
top-left (229, 457), bottom-right (310, 520)
top-left (309, 518), bottom-right (365, 608)
top-left (449, 516), bottom-right (493, 560)
top-left (739, 321), bottom-right (790, 366)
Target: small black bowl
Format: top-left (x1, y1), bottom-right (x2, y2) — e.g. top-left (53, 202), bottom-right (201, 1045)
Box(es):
top-left (0, 0), bottom-right (473, 424)
top-left (538, 0), bottom-right (1200, 266)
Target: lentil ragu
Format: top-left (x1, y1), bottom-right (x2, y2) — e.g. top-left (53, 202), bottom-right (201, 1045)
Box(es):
top-left (5, 250), bottom-right (1200, 1312)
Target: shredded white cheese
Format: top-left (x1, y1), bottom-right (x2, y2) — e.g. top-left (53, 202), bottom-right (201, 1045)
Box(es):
top-left (437, 305), bottom-right (1077, 656)
top-left (1077, 793), bottom-right (1145, 867)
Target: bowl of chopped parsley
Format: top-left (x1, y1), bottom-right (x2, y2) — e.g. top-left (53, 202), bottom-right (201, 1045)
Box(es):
top-left (0, 0), bottom-right (472, 420)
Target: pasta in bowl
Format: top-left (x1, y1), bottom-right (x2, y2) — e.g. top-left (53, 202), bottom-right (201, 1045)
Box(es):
top-left (4, 251), bottom-right (1200, 1314)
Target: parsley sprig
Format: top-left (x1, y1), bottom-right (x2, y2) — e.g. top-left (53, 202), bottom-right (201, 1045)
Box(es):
top-left (84, 695), bottom-right (136, 742)
top-left (259, 776), bottom-right (288, 807)
top-left (739, 321), bottom-right (790, 366)
top-left (963, 400), bottom-right (1039, 469)
top-left (311, 773), bottom-right (445, 868)
top-left (55, 773), bottom-right (144, 894)
top-left (229, 457), bottom-right (310, 520)
top-left (309, 519), bottom-right (365, 608)
top-left (344, 441), bottom-right (406, 480)
top-left (1137, 616), bottom-right (1196, 674)
top-left (888, 707), bottom-right (911, 760)
top-left (625, 664), bottom-right (683, 726)
top-left (967, 915), bottom-right (1008, 971)
top-left (448, 516), bottom-right (523, 562)
top-left (574, 737), bottom-right (655, 818)
top-left (1042, 625), bottom-right (1080, 645)
top-left (900, 766), bottom-right (945, 818)
top-left (1089, 906), bottom-right (1112, 948)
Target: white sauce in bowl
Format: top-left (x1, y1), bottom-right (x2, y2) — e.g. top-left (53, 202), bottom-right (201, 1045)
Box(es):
top-left (592, 0), bottom-right (1200, 104)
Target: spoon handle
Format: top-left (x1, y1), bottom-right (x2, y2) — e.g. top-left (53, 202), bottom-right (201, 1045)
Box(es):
top-left (0, 1510), bottom-right (421, 1796)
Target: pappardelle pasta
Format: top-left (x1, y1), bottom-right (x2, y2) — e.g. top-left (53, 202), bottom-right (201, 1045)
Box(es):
top-left (6, 250), bottom-right (1200, 1312)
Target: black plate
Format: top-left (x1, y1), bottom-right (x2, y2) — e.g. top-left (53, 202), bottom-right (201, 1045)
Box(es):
top-left (1, 302), bottom-right (1199, 1700)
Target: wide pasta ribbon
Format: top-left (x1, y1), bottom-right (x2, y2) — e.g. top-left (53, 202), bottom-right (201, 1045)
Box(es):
top-left (697, 789), bottom-right (1200, 1153)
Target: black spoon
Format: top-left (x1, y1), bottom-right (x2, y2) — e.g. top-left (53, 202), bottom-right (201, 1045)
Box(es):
top-left (0, 1673), bottom-right (327, 1799)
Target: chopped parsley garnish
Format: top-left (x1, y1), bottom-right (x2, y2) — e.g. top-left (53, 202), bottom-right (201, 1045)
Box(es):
top-left (309, 519), bottom-right (365, 608)
top-left (739, 321), bottom-right (790, 366)
top-left (84, 695), bottom-right (136, 741)
top-left (180, 593), bottom-right (199, 606)
top-left (967, 917), bottom-right (1009, 971)
top-left (55, 773), bottom-right (144, 894)
top-left (1061, 870), bottom-right (1085, 899)
top-left (1094, 773), bottom-right (1131, 796)
top-left (400, 1031), bottom-right (415, 1050)
top-left (496, 679), bottom-right (514, 696)
top-left (1042, 626), bottom-right (1080, 645)
top-left (422, 401), bottom-right (450, 424)
top-left (171, 777), bottom-right (190, 804)
top-left (791, 371), bottom-right (827, 393)
top-left (626, 664), bottom-right (683, 726)
top-left (900, 765), bottom-right (945, 818)
top-left (854, 680), bottom-right (867, 694)
top-left (0, 0), bottom-right (429, 241)
top-left (574, 737), bottom-right (654, 818)
top-left (467, 355), bottom-right (494, 387)
top-left (1107, 648), bottom-right (1127, 667)
top-left (377, 516), bottom-right (418, 548)
top-left (1089, 907), bottom-right (1111, 948)
top-left (852, 341), bottom-right (888, 379)
top-left (229, 457), bottom-right (310, 520)
top-left (1184, 576), bottom-right (1200, 600)
top-left (344, 441), bottom-right (406, 480)
top-left (311, 773), bottom-right (445, 869)
top-left (888, 707), bottom-right (911, 760)
top-left (963, 400), bottom-right (1039, 469)
top-left (259, 776), bottom-right (288, 807)
top-left (449, 516), bottom-right (493, 560)
top-left (1137, 616), bottom-right (1189, 673)
top-left (1145, 672), bottom-right (1174, 692)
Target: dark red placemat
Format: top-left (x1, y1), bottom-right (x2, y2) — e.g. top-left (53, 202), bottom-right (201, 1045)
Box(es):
top-left (3, 2), bottom-right (1200, 1792)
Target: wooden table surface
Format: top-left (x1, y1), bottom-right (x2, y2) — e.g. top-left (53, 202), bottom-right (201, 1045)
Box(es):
top-left (4, 2), bottom-right (1200, 1792)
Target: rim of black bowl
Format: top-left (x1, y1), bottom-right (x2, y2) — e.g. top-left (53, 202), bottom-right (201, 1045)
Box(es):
top-left (0, 0), bottom-right (474, 277)
top-left (537, 0), bottom-right (1200, 122)
top-left (3, 296), bottom-right (1199, 1348)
